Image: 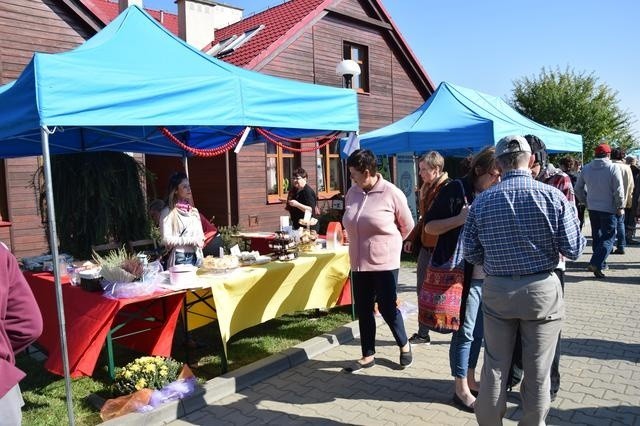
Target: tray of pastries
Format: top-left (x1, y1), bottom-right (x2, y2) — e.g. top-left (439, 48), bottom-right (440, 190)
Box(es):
top-left (201, 255), bottom-right (240, 274)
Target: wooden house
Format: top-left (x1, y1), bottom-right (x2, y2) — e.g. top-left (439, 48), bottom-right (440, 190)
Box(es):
top-left (0, 0), bottom-right (434, 256)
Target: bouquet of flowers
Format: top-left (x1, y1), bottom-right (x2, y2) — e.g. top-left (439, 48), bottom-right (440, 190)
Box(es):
top-left (112, 356), bottom-right (182, 396)
top-left (102, 356), bottom-right (196, 421)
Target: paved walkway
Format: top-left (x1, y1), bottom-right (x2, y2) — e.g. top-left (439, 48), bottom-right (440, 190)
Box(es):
top-left (107, 234), bottom-right (640, 425)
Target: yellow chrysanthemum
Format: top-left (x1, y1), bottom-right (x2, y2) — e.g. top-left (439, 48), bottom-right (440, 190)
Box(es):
top-left (135, 378), bottom-right (147, 390)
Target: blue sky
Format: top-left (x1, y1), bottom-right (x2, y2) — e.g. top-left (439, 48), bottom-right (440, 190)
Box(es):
top-left (144, 0), bottom-right (639, 136)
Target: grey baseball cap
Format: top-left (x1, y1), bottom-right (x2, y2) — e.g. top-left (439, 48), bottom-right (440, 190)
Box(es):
top-left (495, 135), bottom-right (531, 157)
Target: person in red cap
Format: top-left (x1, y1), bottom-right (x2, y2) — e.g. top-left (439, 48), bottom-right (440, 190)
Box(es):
top-left (574, 142), bottom-right (625, 277)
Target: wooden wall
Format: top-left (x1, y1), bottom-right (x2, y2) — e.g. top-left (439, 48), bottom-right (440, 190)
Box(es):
top-left (144, 154), bottom-right (234, 229)
top-left (234, 0), bottom-right (427, 232)
top-left (0, 0), bottom-right (94, 257)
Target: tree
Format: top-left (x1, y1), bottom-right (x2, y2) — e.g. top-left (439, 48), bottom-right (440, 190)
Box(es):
top-left (510, 67), bottom-right (638, 162)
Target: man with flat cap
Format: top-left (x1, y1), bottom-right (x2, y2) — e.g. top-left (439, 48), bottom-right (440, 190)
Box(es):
top-left (463, 135), bottom-right (585, 426)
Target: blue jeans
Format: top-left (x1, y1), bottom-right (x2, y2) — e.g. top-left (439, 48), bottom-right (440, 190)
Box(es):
top-left (449, 278), bottom-right (483, 378)
top-left (174, 250), bottom-right (197, 266)
top-left (589, 210), bottom-right (617, 270)
top-left (615, 213), bottom-right (625, 250)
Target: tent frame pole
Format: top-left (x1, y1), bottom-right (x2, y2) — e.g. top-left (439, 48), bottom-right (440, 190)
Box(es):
top-left (41, 126), bottom-right (75, 426)
top-left (225, 151), bottom-right (232, 227)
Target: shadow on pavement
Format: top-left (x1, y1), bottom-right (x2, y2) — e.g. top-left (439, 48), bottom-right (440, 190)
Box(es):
top-left (561, 338), bottom-right (640, 363)
top-left (547, 405), bottom-right (640, 425)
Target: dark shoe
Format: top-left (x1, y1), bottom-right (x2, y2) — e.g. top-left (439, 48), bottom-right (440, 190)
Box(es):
top-left (452, 393), bottom-right (475, 413)
top-left (613, 248), bottom-right (625, 255)
top-left (408, 333), bottom-right (431, 345)
top-left (627, 239), bottom-right (640, 245)
top-left (550, 391), bottom-right (558, 402)
top-left (399, 344), bottom-right (413, 368)
top-left (343, 359), bottom-right (375, 373)
top-left (587, 264), bottom-right (607, 275)
top-left (470, 389), bottom-right (479, 397)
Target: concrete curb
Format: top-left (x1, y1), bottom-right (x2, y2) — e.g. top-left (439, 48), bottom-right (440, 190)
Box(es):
top-left (101, 320), bottom-right (360, 425)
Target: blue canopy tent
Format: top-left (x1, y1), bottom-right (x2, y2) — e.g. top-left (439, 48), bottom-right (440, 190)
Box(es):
top-left (0, 6), bottom-right (358, 423)
top-left (0, 6), bottom-right (358, 157)
top-left (353, 81), bottom-right (581, 156)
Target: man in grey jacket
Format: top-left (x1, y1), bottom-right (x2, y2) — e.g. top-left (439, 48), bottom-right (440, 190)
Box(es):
top-left (574, 143), bottom-right (625, 278)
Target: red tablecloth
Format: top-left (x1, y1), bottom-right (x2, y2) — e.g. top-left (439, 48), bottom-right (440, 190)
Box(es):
top-left (25, 272), bottom-right (184, 378)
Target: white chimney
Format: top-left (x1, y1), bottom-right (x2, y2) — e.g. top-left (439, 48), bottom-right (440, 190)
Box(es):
top-left (177, 0), bottom-right (243, 50)
top-left (118, 0), bottom-right (143, 13)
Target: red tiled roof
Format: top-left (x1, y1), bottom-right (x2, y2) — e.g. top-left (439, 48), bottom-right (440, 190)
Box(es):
top-left (210, 0), bottom-right (331, 68)
top-left (81, 0), bottom-right (179, 35)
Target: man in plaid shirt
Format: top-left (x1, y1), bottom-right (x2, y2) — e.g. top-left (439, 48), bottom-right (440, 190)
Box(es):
top-left (463, 135), bottom-right (585, 426)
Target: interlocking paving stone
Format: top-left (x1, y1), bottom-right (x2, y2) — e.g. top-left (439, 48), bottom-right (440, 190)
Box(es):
top-left (109, 228), bottom-right (640, 426)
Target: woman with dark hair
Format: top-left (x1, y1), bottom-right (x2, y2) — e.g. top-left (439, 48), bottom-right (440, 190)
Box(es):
top-left (285, 167), bottom-right (317, 230)
top-left (160, 171), bottom-right (205, 267)
top-left (559, 156), bottom-right (585, 230)
top-left (424, 146), bottom-right (498, 412)
top-left (342, 149), bottom-right (415, 372)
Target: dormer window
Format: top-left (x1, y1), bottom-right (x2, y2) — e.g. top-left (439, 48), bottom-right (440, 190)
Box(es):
top-left (215, 25), bottom-right (264, 57)
top-left (206, 35), bottom-right (238, 56)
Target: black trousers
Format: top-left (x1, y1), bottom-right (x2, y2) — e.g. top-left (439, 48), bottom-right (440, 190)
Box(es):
top-left (352, 269), bottom-right (408, 357)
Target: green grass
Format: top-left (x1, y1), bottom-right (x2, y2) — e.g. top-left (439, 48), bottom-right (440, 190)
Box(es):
top-left (17, 305), bottom-right (354, 426)
top-left (401, 251), bottom-right (418, 268)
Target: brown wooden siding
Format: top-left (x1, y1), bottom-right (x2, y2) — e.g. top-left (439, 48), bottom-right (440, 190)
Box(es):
top-left (233, 1), bottom-right (427, 233)
top-left (259, 31), bottom-right (315, 82)
top-left (312, 15), bottom-right (425, 133)
top-left (0, 0), bottom-right (431, 251)
top-left (331, 0), bottom-right (376, 21)
top-left (0, 0), bottom-right (95, 256)
top-left (144, 154), bottom-right (233, 228)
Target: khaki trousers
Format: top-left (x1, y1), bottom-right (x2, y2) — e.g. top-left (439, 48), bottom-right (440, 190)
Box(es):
top-left (475, 271), bottom-right (563, 426)
top-left (0, 383), bottom-right (24, 426)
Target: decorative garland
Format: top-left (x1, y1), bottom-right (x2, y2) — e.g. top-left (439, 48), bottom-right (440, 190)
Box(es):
top-left (160, 127), bottom-right (341, 156)
top-left (159, 127), bottom-right (243, 157)
top-left (257, 128), bottom-right (338, 144)
top-left (257, 128), bottom-right (340, 153)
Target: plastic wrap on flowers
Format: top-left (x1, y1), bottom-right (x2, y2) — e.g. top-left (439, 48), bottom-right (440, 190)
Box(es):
top-left (102, 261), bottom-right (163, 299)
top-left (145, 377), bottom-right (197, 410)
top-left (100, 364), bottom-right (196, 421)
top-left (100, 388), bottom-right (154, 421)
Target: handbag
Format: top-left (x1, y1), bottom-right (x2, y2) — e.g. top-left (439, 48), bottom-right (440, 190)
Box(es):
top-left (418, 180), bottom-right (467, 333)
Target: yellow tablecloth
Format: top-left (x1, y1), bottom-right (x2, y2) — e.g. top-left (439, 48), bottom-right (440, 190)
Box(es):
top-left (185, 247), bottom-right (350, 353)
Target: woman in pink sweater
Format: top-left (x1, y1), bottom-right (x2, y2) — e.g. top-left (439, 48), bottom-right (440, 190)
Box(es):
top-left (342, 149), bottom-right (415, 372)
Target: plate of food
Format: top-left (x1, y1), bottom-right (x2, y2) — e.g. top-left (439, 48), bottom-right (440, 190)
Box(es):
top-left (201, 255), bottom-right (239, 274)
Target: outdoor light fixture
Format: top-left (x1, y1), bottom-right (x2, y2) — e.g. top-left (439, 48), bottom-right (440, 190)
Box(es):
top-left (335, 59), bottom-right (361, 89)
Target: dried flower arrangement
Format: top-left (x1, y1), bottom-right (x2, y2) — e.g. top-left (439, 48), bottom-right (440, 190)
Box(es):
top-left (93, 246), bottom-right (144, 283)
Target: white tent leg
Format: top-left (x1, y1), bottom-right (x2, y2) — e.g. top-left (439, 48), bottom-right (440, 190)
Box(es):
top-left (41, 126), bottom-right (75, 426)
top-left (225, 151), bottom-right (232, 227)
top-left (182, 155), bottom-right (189, 177)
